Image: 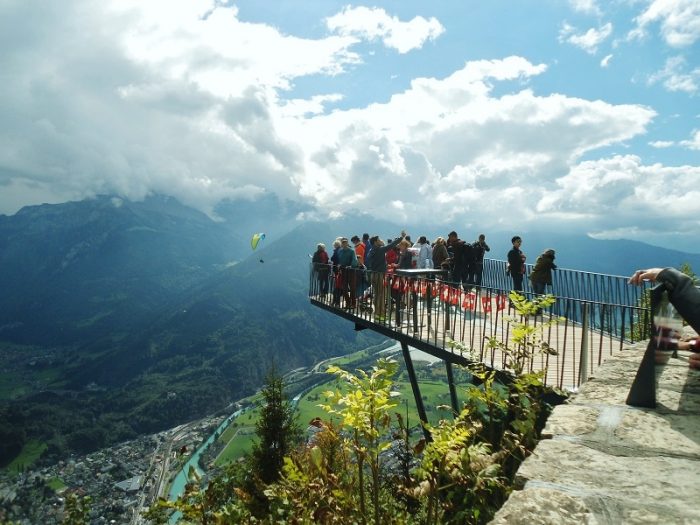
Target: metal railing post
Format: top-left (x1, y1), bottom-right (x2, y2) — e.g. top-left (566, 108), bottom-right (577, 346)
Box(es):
top-left (578, 302), bottom-right (589, 386)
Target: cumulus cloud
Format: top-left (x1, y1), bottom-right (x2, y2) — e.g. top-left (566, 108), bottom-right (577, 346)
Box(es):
top-left (325, 6), bottom-right (445, 54)
top-left (1, 0), bottom-right (689, 243)
top-left (559, 22), bottom-right (613, 54)
top-left (539, 155), bottom-right (700, 238)
top-left (279, 56), bottom-right (656, 231)
top-left (629, 0), bottom-right (700, 47)
top-left (569, 0), bottom-right (602, 16)
top-left (0, 0), bottom-right (361, 214)
top-left (647, 56), bottom-right (700, 93)
top-left (680, 130), bottom-right (700, 150)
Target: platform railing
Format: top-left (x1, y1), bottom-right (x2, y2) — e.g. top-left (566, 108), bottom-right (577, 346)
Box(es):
top-left (308, 263), bottom-right (651, 390)
top-left (480, 258), bottom-right (647, 306)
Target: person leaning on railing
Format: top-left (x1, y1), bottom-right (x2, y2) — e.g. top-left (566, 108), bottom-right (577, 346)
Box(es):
top-left (366, 233), bottom-right (405, 322)
top-left (629, 267), bottom-right (700, 369)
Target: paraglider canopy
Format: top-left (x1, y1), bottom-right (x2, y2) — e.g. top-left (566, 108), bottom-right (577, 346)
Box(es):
top-left (251, 233), bottom-right (266, 251)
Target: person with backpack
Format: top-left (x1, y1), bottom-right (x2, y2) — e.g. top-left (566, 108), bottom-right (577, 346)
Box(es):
top-left (530, 249), bottom-right (557, 296)
top-left (470, 234), bottom-right (490, 286)
top-left (366, 233), bottom-right (405, 322)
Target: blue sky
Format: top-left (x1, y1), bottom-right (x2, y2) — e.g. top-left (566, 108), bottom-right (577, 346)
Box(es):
top-left (0, 0), bottom-right (698, 251)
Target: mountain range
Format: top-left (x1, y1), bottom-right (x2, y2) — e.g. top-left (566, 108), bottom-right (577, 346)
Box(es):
top-left (0, 194), bottom-right (698, 468)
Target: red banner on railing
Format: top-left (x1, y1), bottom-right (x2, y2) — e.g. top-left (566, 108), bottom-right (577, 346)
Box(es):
top-left (462, 291), bottom-right (476, 310)
top-left (481, 296), bottom-right (492, 313)
top-left (496, 294), bottom-right (508, 311)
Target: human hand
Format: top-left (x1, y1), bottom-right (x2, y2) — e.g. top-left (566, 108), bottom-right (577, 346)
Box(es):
top-left (628, 268), bottom-right (665, 285)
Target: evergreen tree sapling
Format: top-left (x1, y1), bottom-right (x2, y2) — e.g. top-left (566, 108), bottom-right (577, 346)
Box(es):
top-left (251, 367), bottom-right (302, 485)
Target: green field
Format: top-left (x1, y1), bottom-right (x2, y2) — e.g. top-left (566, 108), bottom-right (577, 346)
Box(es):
top-left (213, 366), bottom-right (459, 466)
top-left (4, 440), bottom-right (47, 474)
top-left (47, 477), bottom-right (67, 491)
top-left (213, 427), bottom-right (256, 465)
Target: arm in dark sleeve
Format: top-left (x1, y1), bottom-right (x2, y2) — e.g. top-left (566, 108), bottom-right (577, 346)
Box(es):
top-left (387, 236), bottom-right (402, 249)
top-left (658, 267), bottom-right (700, 334)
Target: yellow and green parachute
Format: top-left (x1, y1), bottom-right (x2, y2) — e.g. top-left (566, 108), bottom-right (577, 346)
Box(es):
top-left (251, 232), bottom-right (266, 251)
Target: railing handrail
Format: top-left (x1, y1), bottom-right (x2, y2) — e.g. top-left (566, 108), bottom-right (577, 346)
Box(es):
top-left (486, 257), bottom-right (633, 281)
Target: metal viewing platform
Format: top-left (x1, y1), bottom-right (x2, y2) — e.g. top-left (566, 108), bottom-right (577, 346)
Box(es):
top-left (309, 259), bottom-right (650, 436)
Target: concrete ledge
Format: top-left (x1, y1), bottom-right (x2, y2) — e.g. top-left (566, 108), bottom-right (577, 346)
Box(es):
top-left (492, 343), bottom-right (700, 524)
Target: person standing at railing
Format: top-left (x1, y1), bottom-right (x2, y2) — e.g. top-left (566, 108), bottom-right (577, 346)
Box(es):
top-left (352, 235), bottom-right (367, 299)
top-left (337, 238), bottom-right (358, 309)
top-left (311, 243), bottom-right (330, 297)
top-left (470, 234), bottom-right (490, 286)
top-left (530, 249), bottom-right (557, 295)
top-left (366, 233), bottom-right (405, 322)
top-left (507, 235), bottom-right (527, 292)
top-left (330, 238), bottom-right (342, 306)
top-left (432, 237), bottom-right (449, 273)
top-left (413, 236), bottom-right (433, 269)
top-left (447, 231), bottom-right (471, 290)
top-left (629, 267), bottom-right (700, 369)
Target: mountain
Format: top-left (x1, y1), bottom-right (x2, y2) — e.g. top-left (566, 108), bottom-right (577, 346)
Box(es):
top-left (0, 195), bottom-right (243, 345)
top-left (0, 198), bottom-right (379, 466)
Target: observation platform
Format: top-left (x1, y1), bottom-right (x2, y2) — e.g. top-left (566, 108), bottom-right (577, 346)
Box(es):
top-left (309, 265), bottom-right (649, 392)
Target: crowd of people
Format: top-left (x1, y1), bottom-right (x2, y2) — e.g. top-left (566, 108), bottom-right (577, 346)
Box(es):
top-left (312, 232), bottom-right (700, 370)
top-left (312, 231), bottom-right (563, 305)
top-left (311, 231), bottom-right (566, 315)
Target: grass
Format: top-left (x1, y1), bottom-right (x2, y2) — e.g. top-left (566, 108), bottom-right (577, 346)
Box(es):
top-left (213, 428), bottom-right (256, 466)
top-left (4, 440), bottom-right (47, 475)
top-left (47, 477), bottom-right (67, 491)
top-left (0, 373), bottom-right (27, 400)
top-left (213, 373), bottom-right (458, 466)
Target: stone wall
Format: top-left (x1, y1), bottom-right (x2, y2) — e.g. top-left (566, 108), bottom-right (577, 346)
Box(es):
top-left (491, 343), bottom-right (700, 524)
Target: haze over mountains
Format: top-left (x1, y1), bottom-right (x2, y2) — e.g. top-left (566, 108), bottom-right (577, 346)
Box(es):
top-left (0, 194), bottom-right (698, 467)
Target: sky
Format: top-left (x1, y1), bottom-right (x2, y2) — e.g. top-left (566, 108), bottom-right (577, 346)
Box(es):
top-left (1, 0), bottom-right (699, 251)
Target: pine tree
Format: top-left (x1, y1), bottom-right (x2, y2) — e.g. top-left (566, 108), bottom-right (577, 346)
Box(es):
top-left (251, 367), bottom-right (301, 485)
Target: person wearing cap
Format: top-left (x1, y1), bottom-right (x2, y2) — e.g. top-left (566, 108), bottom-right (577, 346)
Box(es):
top-left (529, 248), bottom-right (557, 296)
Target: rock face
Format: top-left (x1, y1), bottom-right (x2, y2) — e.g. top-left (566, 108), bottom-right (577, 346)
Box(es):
top-left (491, 342), bottom-right (700, 524)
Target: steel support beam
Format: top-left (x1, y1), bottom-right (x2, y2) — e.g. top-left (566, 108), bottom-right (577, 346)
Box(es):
top-left (401, 342), bottom-right (432, 442)
top-left (445, 361), bottom-right (459, 416)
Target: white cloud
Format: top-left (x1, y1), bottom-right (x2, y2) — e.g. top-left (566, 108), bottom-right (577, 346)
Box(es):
top-left (540, 155), bottom-right (700, 237)
top-left (649, 140), bottom-right (674, 148)
top-left (648, 56), bottom-right (700, 93)
top-left (279, 56), bottom-right (656, 232)
top-left (325, 6), bottom-right (444, 54)
top-left (630, 0), bottom-right (700, 47)
top-left (600, 54), bottom-right (613, 67)
top-left (680, 130), bottom-right (700, 150)
top-left (559, 22), bottom-right (613, 54)
top-left (3, 0), bottom-right (694, 245)
top-left (569, 0), bottom-right (602, 17)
